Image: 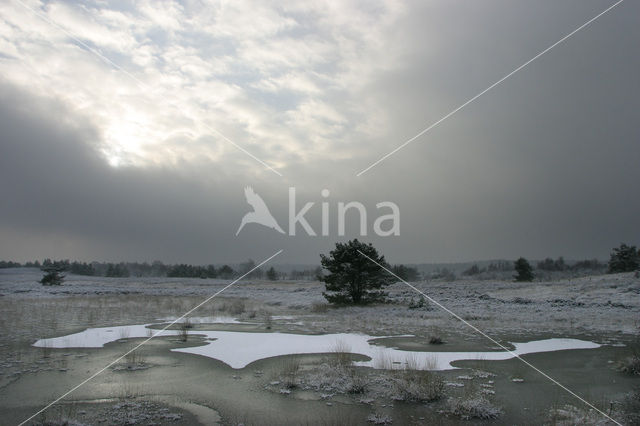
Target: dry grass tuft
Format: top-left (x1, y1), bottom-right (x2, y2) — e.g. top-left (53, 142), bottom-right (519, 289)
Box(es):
top-left (178, 322), bottom-right (189, 342)
top-left (392, 355), bottom-right (444, 402)
top-left (311, 302), bottom-right (329, 313)
top-left (280, 356), bottom-right (301, 389)
top-left (448, 394), bottom-right (502, 420)
top-left (618, 354), bottom-right (640, 375)
top-left (330, 339), bottom-right (352, 367)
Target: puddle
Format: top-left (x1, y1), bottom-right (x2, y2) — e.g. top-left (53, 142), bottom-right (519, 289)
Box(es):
top-left (34, 322), bottom-right (601, 370)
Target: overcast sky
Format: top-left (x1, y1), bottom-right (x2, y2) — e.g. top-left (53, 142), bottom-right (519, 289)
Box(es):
top-left (0, 0), bottom-right (638, 265)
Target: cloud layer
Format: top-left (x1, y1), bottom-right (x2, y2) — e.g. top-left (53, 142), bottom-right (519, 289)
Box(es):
top-left (0, 0), bottom-right (638, 264)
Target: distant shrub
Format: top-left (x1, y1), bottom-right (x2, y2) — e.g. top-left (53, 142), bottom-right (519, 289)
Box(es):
top-left (68, 261), bottom-right (95, 276)
top-left (217, 265), bottom-right (234, 279)
top-left (429, 336), bottom-right (444, 345)
top-left (431, 268), bottom-right (456, 281)
top-left (608, 243), bottom-right (639, 273)
top-left (266, 266), bottom-right (278, 281)
top-left (514, 257), bottom-right (534, 282)
top-left (571, 259), bottom-right (604, 271)
top-left (391, 264), bottom-right (420, 281)
top-left (537, 257), bottom-right (566, 271)
top-left (40, 267), bottom-right (64, 286)
top-left (105, 263), bottom-right (130, 277)
top-left (463, 264), bottom-right (483, 276)
top-left (487, 261), bottom-right (513, 272)
top-left (408, 297), bottom-right (429, 310)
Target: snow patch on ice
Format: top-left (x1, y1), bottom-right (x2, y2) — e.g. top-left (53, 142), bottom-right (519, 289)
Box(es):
top-left (34, 322), bottom-right (601, 370)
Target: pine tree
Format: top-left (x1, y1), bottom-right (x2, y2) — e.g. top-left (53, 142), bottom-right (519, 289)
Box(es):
top-left (320, 239), bottom-right (394, 305)
top-left (266, 267), bottom-right (278, 281)
top-left (608, 243), bottom-right (640, 273)
top-left (514, 257), bottom-right (534, 282)
top-left (40, 266), bottom-right (65, 286)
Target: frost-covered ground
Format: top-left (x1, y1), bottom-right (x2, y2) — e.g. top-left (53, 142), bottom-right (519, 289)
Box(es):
top-left (0, 268), bottom-right (639, 425)
top-left (1, 267), bottom-right (637, 338)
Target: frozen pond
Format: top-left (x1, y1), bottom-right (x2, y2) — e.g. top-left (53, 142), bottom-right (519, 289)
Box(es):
top-left (34, 320), bottom-right (601, 370)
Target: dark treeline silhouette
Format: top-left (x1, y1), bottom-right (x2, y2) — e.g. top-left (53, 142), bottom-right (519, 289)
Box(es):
top-left (537, 256), bottom-right (567, 271)
top-left (0, 258), bottom-right (282, 280)
top-left (460, 258), bottom-right (605, 277)
top-left (462, 261), bottom-right (514, 277)
top-left (391, 264), bottom-right (420, 281)
top-left (1, 259), bottom-right (166, 278)
top-left (167, 264), bottom-right (218, 278)
top-left (536, 257), bottom-right (604, 272)
top-left (2, 242), bottom-right (635, 281)
top-left (289, 267), bottom-right (322, 281)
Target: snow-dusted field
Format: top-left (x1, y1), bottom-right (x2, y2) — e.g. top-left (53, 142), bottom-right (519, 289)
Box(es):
top-left (2, 267), bottom-right (637, 337)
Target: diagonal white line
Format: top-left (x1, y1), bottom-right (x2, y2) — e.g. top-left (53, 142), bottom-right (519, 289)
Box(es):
top-left (356, 0), bottom-right (625, 177)
top-left (17, 249), bottom-right (284, 426)
top-left (356, 249), bottom-right (622, 425)
top-left (11, 0), bottom-right (151, 92)
top-left (11, 0), bottom-right (282, 177)
top-left (200, 122), bottom-right (283, 176)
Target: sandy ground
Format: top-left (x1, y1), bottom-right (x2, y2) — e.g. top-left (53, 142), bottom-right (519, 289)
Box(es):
top-left (0, 268), bottom-right (638, 425)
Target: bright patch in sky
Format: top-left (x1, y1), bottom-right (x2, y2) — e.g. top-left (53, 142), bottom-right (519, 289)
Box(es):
top-left (0, 0), bottom-right (406, 169)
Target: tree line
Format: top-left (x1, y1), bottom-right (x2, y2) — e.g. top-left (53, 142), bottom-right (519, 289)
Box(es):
top-left (319, 240), bottom-right (640, 305)
top-left (4, 242), bottom-right (638, 289)
top-left (2, 258), bottom-right (325, 282)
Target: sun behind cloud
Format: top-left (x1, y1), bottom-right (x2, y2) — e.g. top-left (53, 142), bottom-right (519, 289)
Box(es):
top-left (0, 0), bottom-right (407, 170)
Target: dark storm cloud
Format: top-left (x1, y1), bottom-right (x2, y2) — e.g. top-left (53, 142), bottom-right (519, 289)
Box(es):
top-left (0, 82), bottom-right (366, 264)
top-left (0, 82), bottom-right (249, 263)
top-left (347, 0), bottom-right (640, 262)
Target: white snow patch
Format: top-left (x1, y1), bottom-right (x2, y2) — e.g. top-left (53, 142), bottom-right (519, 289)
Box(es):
top-left (34, 322), bottom-right (601, 370)
top-left (157, 316), bottom-right (250, 324)
top-left (33, 324), bottom-right (178, 348)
